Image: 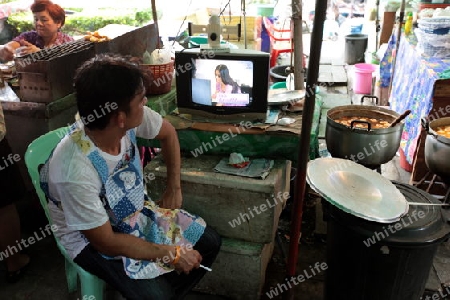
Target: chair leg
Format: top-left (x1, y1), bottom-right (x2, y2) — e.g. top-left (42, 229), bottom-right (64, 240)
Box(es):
top-left (270, 50), bottom-right (279, 68)
top-left (79, 269), bottom-right (105, 300)
top-left (65, 258), bottom-right (78, 293)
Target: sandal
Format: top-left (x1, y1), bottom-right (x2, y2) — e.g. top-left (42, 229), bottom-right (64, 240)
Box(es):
top-left (6, 269), bottom-right (24, 283)
top-left (5, 258), bottom-right (30, 284)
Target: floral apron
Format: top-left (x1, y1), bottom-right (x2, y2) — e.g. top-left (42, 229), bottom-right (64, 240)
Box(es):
top-left (40, 125), bottom-right (206, 279)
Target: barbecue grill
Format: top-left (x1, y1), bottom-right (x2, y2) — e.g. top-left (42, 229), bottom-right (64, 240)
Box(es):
top-left (14, 23), bottom-right (158, 103)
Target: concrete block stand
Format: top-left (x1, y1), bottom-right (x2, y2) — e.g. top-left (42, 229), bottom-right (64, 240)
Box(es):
top-left (144, 155), bottom-right (291, 299)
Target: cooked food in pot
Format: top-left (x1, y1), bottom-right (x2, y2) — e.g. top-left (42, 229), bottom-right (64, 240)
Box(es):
top-left (334, 116), bottom-right (391, 129)
top-left (435, 125), bottom-right (450, 139)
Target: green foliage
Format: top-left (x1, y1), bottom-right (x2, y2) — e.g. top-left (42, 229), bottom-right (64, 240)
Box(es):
top-left (7, 12), bottom-right (34, 33)
top-left (63, 7), bottom-right (84, 13)
top-left (135, 10), bottom-right (152, 25)
top-left (8, 8), bottom-right (154, 37)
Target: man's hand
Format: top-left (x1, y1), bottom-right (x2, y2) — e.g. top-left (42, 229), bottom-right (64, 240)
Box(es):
top-left (173, 246), bottom-right (202, 274)
top-left (159, 186), bottom-right (182, 209)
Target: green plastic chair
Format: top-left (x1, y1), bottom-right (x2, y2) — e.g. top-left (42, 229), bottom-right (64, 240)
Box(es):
top-left (24, 127), bottom-right (105, 299)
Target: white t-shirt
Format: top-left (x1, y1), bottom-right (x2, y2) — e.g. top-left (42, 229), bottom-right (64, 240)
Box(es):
top-left (48, 106), bottom-right (163, 259)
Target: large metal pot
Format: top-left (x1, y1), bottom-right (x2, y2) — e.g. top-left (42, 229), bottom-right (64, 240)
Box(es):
top-left (326, 105), bottom-right (404, 166)
top-left (423, 117), bottom-right (450, 184)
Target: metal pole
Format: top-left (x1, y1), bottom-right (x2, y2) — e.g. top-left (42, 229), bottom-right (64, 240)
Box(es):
top-left (388, 0), bottom-right (406, 97)
top-left (284, 0), bottom-right (327, 299)
top-left (241, 0), bottom-right (247, 49)
top-left (375, 0), bottom-right (380, 50)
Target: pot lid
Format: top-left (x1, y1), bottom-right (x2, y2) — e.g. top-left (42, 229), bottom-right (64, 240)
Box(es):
top-left (307, 157), bottom-right (409, 223)
top-left (327, 182), bottom-right (450, 245)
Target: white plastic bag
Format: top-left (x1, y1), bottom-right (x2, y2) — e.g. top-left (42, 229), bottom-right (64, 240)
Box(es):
top-left (415, 28), bottom-right (450, 58)
top-left (0, 82), bottom-right (20, 102)
top-left (149, 48), bottom-right (171, 65)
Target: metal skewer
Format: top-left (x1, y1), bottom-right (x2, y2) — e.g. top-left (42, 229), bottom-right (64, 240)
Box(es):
top-left (408, 202), bottom-right (450, 206)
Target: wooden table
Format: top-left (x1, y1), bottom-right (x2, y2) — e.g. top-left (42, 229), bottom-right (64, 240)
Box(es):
top-left (141, 90), bottom-right (323, 162)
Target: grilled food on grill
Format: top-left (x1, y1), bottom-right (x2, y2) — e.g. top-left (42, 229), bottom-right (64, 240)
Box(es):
top-left (84, 31), bottom-right (110, 43)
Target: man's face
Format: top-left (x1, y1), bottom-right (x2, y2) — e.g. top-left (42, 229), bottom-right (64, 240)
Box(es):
top-left (124, 85), bottom-right (147, 129)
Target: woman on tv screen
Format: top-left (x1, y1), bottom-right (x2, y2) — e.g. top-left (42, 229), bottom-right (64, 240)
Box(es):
top-left (212, 64), bottom-right (242, 106)
top-left (214, 64), bottom-right (241, 94)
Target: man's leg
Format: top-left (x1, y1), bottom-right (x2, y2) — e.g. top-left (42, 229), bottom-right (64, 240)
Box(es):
top-left (164, 226), bottom-right (221, 299)
top-left (74, 226), bottom-right (221, 300)
top-left (74, 244), bottom-right (176, 300)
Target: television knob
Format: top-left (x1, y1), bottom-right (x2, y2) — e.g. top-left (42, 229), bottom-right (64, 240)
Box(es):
top-left (210, 33), bottom-right (217, 41)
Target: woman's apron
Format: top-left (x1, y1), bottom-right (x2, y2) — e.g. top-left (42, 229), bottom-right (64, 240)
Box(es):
top-left (40, 126), bottom-right (206, 279)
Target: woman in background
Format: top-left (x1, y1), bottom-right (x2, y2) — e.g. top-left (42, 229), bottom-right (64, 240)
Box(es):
top-left (212, 64), bottom-right (241, 100)
top-left (0, 0), bottom-right (73, 61)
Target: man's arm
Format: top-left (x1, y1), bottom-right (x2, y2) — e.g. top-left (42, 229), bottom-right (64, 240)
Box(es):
top-left (82, 221), bottom-right (201, 273)
top-left (155, 119), bottom-right (182, 209)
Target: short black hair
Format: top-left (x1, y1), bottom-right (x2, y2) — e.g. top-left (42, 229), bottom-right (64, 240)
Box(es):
top-left (74, 54), bottom-right (145, 130)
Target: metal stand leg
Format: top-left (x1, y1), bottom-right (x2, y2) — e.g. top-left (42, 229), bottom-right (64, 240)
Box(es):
top-left (413, 171), bottom-right (450, 204)
top-left (414, 171), bottom-right (432, 187)
top-left (275, 230), bottom-right (287, 265)
top-left (443, 186), bottom-right (450, 205)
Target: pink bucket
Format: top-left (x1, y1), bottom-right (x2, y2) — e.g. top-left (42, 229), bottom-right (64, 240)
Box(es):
top-left (353, 63), bottom-right (376, 94)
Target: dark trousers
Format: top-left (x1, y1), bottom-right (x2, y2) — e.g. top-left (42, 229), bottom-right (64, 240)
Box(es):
top-left (0, 138), bottom-right (25, 208)
top-left (74, 226), bottom-right (221, 300)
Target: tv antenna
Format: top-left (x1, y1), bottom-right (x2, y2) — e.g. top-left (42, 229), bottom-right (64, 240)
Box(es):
top-left (188, 15), bottom-right (241, 52)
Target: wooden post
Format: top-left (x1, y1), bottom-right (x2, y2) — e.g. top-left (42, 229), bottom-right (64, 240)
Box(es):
top-left (285, 0), bottom-right (327, 298)
top-left (292, 0), bottom-right (305, 90)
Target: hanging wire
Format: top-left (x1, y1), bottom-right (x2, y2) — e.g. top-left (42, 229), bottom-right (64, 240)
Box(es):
top-left (219, 0), bottom-right (232, 41)
top-left (171, 0), bottom-right (193, 47)
top-left (219, 0), bottom-right (232, 17)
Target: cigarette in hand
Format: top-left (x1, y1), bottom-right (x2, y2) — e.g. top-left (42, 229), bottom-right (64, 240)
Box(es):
top-left (200, 264), bottom-right (212, 272)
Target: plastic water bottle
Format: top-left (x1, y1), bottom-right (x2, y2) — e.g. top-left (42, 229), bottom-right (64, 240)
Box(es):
top-left (405, 12), bottom-right (413, 35)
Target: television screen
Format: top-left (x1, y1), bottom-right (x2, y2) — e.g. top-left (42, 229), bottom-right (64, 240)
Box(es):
top-left (175, 48), bottom-right (270, 123)
top-left (191, 59), bottom-right (253, 107)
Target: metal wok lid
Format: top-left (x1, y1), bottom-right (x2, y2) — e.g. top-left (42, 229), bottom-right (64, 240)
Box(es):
top-left (307, 157), bottom-right (409, 223)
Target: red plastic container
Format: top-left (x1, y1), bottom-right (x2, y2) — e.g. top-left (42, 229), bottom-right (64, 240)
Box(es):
top-left (419, 3), bottom-right (450, 10)
top-left (399, 147), bottom-right (413, 172)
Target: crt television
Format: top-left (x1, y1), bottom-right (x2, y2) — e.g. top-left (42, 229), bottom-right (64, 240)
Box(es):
top-left (175, 48), bottom-right (270, 123)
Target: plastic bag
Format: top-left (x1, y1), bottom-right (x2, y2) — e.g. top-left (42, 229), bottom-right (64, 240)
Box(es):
top-left (149, 48), bottom-right (171, 65)
top-left (0, 82), bottom-right (20, 102)
top-left (415, 28), bottom-right (450, 58)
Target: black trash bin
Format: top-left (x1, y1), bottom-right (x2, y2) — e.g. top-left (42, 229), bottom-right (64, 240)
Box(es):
top-left (324, 182), bottom-right (450, 300)
top-left (269, 64), bottom-right (291, 82)
top-left (269, 64), bottom-right (308, 83)
top-left (345, 34), bottom-right (368, 65)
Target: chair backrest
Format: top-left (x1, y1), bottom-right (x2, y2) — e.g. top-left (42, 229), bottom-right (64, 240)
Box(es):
top-left (24, 127), bottom-right (70, 253)
top-left (262, 16), bottom-right (291, 42)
